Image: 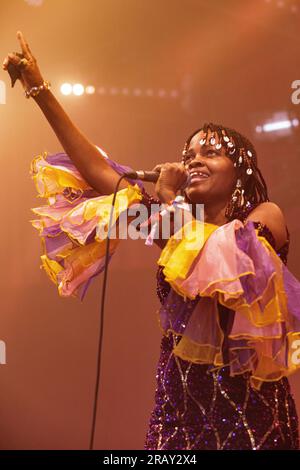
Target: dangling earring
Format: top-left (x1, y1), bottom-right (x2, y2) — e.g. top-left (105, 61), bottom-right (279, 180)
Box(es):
top-left (225, 178), bottom-right (245, 220)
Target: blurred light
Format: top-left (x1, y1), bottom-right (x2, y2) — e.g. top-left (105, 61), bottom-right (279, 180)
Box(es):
top-left (24, 0), bottom-right (44, 5)
top-left (85, 85), bottom-right (95, 95)
top-left (263, 0), bottom-right (299, 14)
top-left (254, 111), bottom-right (299, 137)
top-left (60, 83), bottom-right (179, 100)
top-left (0, 80), bottom-right (6, 104)
top-left (255, 118), bottom-right (298, 134)
top-left (158, 89), bottom-right (166, 98)
top-left (60, 83), bottom-right (72, 95)
top-left (109, 87), bottom-right (119, 95)
top-left (263, 120), bottom-right (292, 132)
top-left (73, 83), bottom-right (84, 96)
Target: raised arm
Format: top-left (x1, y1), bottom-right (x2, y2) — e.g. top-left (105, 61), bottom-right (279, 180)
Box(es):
top-left (2, 31), bottom-right (128, 195)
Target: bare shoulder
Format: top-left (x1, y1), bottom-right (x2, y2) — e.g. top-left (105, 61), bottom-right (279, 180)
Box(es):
top-left (245, 202), bottom-right (289, 250)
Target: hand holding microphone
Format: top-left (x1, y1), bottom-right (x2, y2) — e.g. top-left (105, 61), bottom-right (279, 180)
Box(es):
top-left (125, 162), bottom-right (189, 204)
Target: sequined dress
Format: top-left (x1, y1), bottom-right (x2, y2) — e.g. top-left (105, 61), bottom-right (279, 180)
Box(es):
top-left (144, 217), bottom-right (299, 451)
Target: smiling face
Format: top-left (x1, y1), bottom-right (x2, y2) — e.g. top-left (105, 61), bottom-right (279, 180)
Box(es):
top-left (183, 129), bottom-right (237, 205)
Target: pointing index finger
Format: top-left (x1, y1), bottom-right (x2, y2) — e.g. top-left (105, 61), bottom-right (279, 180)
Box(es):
top-left (16, 30), bottom-right (32, 59)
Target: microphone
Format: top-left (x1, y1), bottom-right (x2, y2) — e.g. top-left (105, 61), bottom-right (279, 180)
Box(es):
top-left (124, 169), bottom-right (191, 188)
top-left (124, 169), bottom-right (160, 182)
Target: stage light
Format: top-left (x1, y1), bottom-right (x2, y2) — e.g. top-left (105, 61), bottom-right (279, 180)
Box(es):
top-left (170, 90), bottom-right (179, 98)
top-left (158, 89), bottom-right (166, 98)
top-left (24, 0), bottom-right (43, 5)
top-left (0, 80), bottom-right (6, 104)
top-left (133, 88), bottom-right (142, 96)
top-left (254, 112), bottom-right (299, 137)
top-left (263, 0), bottom-right (299, 14)
top-left (109, 87), bottom-right (119, 95)
top-left (59, 82), bottom-right (179, 100)
top-left (85, 85), bottom-right (95, 95)
top-left (60, 83), bottom-right (72, 96)
top-left (98, 87), bottom-right (106, 95)
top-left (73, 83), bottom-right (84, 96)
top-left (263, 120), bottom-right (292, 132)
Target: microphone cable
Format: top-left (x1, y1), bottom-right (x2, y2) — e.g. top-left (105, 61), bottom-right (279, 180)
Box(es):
top-left (89, 174), bottom-right (127, 450)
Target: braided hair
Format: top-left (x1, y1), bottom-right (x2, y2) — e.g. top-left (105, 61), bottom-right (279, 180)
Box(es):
top-left (182, 122), bottom-right (270, 220)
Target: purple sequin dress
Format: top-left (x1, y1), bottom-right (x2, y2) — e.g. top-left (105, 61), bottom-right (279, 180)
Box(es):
top-left (144, 205), bottom-right (299, 450)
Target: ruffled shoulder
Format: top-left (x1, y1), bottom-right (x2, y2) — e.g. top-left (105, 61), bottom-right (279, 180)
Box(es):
top-left (238, 201), bottom-right (290, 265)
top-left (157, 218), bottom-right (300, 389)
top-left (251, 220), bottom-right (290, 265)
top-left (30, 147), bottom-right (145, 300)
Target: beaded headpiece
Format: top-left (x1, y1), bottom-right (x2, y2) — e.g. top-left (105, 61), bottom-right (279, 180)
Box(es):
top-left (181, 122), bottom-right (269, 220)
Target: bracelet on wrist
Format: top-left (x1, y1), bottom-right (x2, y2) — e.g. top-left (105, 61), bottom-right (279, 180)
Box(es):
top-left (145, 195), bottom-right (190, 246)
top-left (24, 80), bottom-right (51, 99)
top-left (160, 195), bottom-right (187, 214)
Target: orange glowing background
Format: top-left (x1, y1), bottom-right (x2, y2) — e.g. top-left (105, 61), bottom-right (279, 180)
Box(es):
top-left (0, 0), bottom-right (300, 450)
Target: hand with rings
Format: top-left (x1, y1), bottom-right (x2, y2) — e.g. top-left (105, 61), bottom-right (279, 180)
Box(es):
top-left (2, 31), bottom-right (46, 94)
top-left (153, 162), bottom-right (189, 204)
top-left (18, 57), bottom-right (29, 69)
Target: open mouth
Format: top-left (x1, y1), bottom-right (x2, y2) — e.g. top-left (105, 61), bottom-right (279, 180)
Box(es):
top-left (188, 170), bottom-right (210, 184)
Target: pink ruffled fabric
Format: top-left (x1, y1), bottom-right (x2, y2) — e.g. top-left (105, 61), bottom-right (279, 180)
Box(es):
top-left (158, 219), bottom-right (300, 388)
top-left (30, 148), bottom-right (144, 300)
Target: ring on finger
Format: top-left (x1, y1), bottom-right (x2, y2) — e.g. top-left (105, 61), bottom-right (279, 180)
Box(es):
top-left (18, 57), bottom-right (29, 69)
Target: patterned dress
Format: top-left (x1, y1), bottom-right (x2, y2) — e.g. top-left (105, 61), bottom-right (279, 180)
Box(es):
top-left (144, 217), bottom-right (299, 450)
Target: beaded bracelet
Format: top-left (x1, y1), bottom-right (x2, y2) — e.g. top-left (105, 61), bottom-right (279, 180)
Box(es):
top-left (160, 195), bottom-right (191, 215)
top-left (145, 195), bottom-right (191, 246)
top-left (24, 80), bottom-right (51, 99)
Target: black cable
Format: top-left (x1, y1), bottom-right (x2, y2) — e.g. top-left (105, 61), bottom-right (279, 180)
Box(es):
top-left (89, 174), bottom-right (128, 450)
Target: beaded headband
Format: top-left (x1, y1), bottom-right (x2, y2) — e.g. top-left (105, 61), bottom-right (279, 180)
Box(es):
top-left (182, 129), bottom-right (256, 177)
